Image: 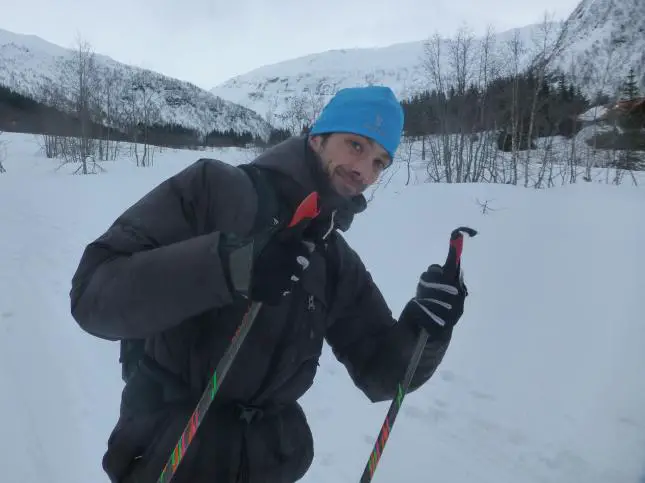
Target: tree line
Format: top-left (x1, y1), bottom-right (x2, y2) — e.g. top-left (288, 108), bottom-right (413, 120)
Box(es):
top-left (1, 23), bottom-right (642, 177)
top-left (401, 67), bottom-right (642, 149)
top-left (0, 84), bottom-right (258, 149)
top-left (0, 36), bottom-right (269, 172)
top-left (402, 71), bottom-right (591, 146)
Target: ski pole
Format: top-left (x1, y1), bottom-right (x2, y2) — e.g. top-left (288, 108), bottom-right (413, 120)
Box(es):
top-left (157, 191), bottom-right (321, 483)
top-left (359, 226), bottom-right (477, 483)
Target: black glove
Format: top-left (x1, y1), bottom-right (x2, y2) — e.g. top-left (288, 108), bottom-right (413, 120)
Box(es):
top-left (399, 264), bottom-right (467, 337)
top-left (248, 233), bottom-right (316, 305)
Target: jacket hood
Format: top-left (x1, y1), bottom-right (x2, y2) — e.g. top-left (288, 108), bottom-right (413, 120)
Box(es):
top-left (250, 135), bottom-right (367, 232)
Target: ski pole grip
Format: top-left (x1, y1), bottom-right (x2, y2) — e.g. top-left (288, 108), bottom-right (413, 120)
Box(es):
top-left (443, 226), bottom-right (477, 282)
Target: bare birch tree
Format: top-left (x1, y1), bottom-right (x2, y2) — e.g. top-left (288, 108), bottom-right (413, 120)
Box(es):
top-left (399, 134), bottom-right (418, 186)
top-left (68, 36), bottom-right (100, 171)
top-left (587, 39), bottom-right (619, 182)
top-left (122, 69), bottom-right (161, 167)
top-left (53, 35), bottom-right (104, 173)
top-left (279, 81), bottom-right (336, 135)
top-left (96, 66), bottom-right (123, 161)
top-left (280, 94), bottom-right (310, 135)
top-left (422, 25), bottom-right (501, 184)
top-left (504, 29), bottom-right (525, 185)
top-left (0, 131), bottom-right (6, 173)
top-left (524, 12), bottom-right (560, 187)
top-left (38, 83), bottom-right (68, 159)
top-left (565, 55), bottom-right (582, 184)
top-left (473, 25), bottom-right (504, 183)
top-left (534, 134), bottom-right (558, 188)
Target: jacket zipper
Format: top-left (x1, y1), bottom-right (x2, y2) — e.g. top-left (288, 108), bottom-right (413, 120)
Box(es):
top-left (307, 295), bottom-right (315, 311)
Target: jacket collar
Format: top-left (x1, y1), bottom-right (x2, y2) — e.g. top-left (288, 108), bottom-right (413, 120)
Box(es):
top-left (250, 135), bottom-right (367, 232)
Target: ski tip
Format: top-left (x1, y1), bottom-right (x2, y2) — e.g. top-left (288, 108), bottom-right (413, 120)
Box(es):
top-left (288, 191), bottom-right (320, 228)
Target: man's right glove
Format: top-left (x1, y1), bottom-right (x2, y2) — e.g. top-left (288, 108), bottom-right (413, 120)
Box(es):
top-left (222, 227), bottom-right (316, 306)
top-left (399, 263), bottom-right (467, 338)
top-left (249, 233), bottom-right (315, 305)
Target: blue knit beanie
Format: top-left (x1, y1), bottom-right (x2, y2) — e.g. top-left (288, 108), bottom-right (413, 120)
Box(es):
top-left (309, 85), bottom-right (404, 160)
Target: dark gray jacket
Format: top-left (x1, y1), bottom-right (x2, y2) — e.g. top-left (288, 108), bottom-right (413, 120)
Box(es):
top-left (70, 135), bottom-right (452, 483)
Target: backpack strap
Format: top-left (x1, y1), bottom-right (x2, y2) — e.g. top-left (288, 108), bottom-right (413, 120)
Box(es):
top-left (237, 163), bottom-right (289, 238)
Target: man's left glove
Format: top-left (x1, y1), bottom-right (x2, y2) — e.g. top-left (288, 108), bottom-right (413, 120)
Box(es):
top-left (399, 264), bottom-right (467, 338)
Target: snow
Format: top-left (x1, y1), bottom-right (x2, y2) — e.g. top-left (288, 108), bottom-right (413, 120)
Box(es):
top-left (1, 131), bottom-right (645, 483)
top-left (0, 28), bottom-right (272, 139)
top-left (211, 0), bottom-right (645, 127)
top-left (210, 22), bottom-right (562, 125)
top-left (578, 104), bottom-right (610, 122)
top-left (551, 0), bottom-right (645, 98)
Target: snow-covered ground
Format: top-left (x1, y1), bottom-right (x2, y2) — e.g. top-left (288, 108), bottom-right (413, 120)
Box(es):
top-left (1, 131), bottom-right (644, 483)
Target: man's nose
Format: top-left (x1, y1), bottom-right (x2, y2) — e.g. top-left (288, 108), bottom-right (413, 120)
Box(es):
top-left (351, 156), bottom-right (373, 180)
top-left (349, 164), bottom-right (366, 182)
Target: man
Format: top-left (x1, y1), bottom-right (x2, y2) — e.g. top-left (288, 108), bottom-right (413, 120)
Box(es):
top-left (70, 85), bottom-right (468, 483)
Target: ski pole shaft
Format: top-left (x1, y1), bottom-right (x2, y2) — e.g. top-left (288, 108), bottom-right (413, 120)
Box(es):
top-left (360, 329), bottom-right (428, 483)
top-left (359, 226), bottom-right (477, 483)
top-left (157, 191), bottom-right (321, 483)
top-left (157, 299), bottom-right (262, 483)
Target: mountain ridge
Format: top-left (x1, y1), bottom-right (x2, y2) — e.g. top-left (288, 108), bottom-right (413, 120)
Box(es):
top-left (0, 27), bottom-right (272, 139)
top-left (211, 0), bottom-right (644, 127)
top-left (210, 22), bottom-right (564, 124)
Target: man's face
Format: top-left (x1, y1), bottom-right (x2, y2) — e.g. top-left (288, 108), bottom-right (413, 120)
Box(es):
top-left (309, 133), bottom-right (391, 198)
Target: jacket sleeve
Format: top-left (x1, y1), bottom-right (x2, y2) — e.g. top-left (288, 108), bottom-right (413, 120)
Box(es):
top-left (325, 236), bottom-right (452, 403)
top-left (69, 158), bottom-right (258, 341)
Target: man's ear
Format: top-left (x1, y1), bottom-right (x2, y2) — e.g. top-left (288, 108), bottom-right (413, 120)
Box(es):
top-left (309, 133), bottom-right (332, 154)
top-left (308, 134), bottom-right (322, 153)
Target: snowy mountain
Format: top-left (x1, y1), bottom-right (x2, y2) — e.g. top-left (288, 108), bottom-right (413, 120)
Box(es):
top-left (211, 22), bottom-right (558, 125)
top-left (0, 28), bottom-right (272, 139)
top-left (1, 131), bottom-right (645, 483)
top-left (550, 0), bottom-right (645, 96)
top-left (211, 0), bottom-right (644, 126)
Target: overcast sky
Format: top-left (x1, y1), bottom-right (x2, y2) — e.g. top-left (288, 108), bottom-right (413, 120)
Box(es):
top-left (4, 0), bottom-right (581, 90)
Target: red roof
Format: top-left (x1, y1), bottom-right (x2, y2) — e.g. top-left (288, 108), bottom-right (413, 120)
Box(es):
top-left (615, 97), bottom-right (645, 112)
